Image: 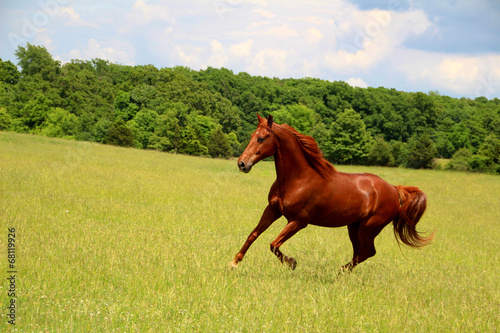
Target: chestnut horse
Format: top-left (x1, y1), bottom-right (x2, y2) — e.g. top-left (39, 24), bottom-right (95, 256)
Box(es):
top-left (230, 114), bottom-right (433, 271)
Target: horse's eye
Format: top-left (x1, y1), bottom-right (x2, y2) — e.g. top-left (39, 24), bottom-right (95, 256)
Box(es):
top-left (257, 137), bottom-right (265, 143)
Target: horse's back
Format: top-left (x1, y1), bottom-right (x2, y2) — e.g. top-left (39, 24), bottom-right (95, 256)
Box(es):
top-left (337, 171), bottom-right (399, 212)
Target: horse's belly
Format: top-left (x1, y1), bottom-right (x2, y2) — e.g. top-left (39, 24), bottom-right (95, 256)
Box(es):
top-left (307, 187), bottom-right (373, 227)
top-left (281, 193), bottom-right (366, 228)
top-left (309, 208), bottom-right (363, 227)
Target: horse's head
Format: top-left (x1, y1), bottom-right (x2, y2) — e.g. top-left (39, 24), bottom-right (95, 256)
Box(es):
top-left (238, 114), bottom-right (277, 173)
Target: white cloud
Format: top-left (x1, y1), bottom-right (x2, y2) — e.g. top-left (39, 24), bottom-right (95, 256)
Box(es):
top-left (66, 39), bottom-right (135, 65)
top-left (175, 46), bottom-right (204, 69)
top-left (346, 77), bottom-right (368, 88)
top-left (207, 40), bottom-right (228, 68)
top-left (131, 0), bottom-right (174, 25)
top-left (306, 27), bottom-right (323, 43)
top-left (4, 0), bottom-right (499, 99)
top-left (287, 16), bottom-right (324, 25)
top-left (302, 59), bottom-right (318, 77)
top-left (324, 7), bottom-right (432, 73)
top-left (229, 39), bottom-right (254, 58)
top-left (253, 9), bottom-right (275, 19)
top-left (33, 28), bottom-right (54, 52)
top-left (266, 24), bottom-right (299, 38)
top-left (247, 48), bottom-right (288, 77)
top-left (250, 20), bottom-right (272, 28)
top-left (396, 50), bottom-right (500, 98)
top-left (58, 7), bottom-right (100, 28)
top-left (59, 7), bottom-right (79, 20)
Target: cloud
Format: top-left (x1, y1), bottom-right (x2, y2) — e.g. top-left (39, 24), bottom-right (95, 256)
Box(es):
top-left (324, 7), bottom-right (432, 73)
top-left (346, 77), bottom-right (368, 88)
top-left (253, 9), bottom-right (275, 19)
top-left (174, 45), bottom-right (204, 69)
top-left (65, 39), bottom-right (135, 65)
top-left (3, 0), bottom-right (498, 98)
top-left (131, 0), bottom-right (174, 25)
top-left (302, 59), bottom-right (318, 77)
top-left (306, 27), bottom-right (324, 43)
top-left (395, 50), bottom-right (500, 98)
top-left (57, 7), bottom-right (100, 28)
top-left (287, 16), bottom-right (324, 25)
top-left (229, 39), bottom-right (254, 58)
top-left (31, 28), bottom-right (54, 53)
top-left (207, 40), bottom-right (228, 68)
top-left (249, 20), bottom-right (272, 29)
top-left (265, 24), bottom-right (299, 38)
top-left (247, 48), bottom-right (289, 77)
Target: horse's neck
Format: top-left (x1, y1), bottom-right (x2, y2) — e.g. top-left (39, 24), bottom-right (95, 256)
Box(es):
top-left (273, 128), bottom-right (312, 185)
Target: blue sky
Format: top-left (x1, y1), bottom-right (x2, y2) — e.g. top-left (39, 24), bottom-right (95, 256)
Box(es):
top-left (1, 0), bottom-right (499, 99)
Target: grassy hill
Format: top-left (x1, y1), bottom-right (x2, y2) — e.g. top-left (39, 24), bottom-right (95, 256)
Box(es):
top-left (1, 132), bottom-right (499, 331)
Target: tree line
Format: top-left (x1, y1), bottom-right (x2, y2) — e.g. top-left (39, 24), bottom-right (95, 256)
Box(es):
top-left (1, 44), bottom-right (499, 174)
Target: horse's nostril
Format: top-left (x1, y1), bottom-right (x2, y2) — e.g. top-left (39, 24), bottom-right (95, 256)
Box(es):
top-left (239, 161), bottom-right (245, 168)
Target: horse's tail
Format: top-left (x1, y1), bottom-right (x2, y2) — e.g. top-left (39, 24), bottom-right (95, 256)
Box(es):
top-left (393, 185), bottom-right (434, 248)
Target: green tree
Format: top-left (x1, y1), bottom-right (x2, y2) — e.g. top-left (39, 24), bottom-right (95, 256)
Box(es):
top-left (272, 104), bottom-right (319, 134)
top-left (40, 107), bottom-right (78, 138)
top-left (178, 125), bottom-right (209, 156)
top-left (130, 84), bottom-right (156, 108)
top-left (449, 122), bottom-right (471, 151)
top-left (2, 45), bottom-right (500, 173)
top-left (434, 132), bottom-right (455, 158)
top-left (15, 43), bottom-right (61, 82)
top-left (130, 109), bottom-right (159, 148)
top-left (59, 59), bottom-right (115, 115)
top-left (478, 134), bottom-right (500, 165)
top-left (227, 132), bottom-right (241, 157)
top-left (309, 122), bottom-right (330, 155)
top-left (152, 112), bottom-right (180, 152)
top-left (0, 59), bottom-right (20, 84)
top-left (324, 109), bottom-right (374, 164)
top-left (12, 94), bottom-right (51, 132)
top-left (0, 107), bottom-right (12, 130)
top-left (367, 137), bottom-right (395, 166)
top-left (187, 113), bottom-right (218, 145)
top-left (389, 140), bottom-right (407, 167)
top-left (208, 127), bottom-right (232, 158)
top-left (406, 133), bottom-right (438, 169)
top-left (92, 118), bottom-right (112, 143)
top-left (114, 90), bottom-right (138, 121)
top-left (105, 118), bottom-right (134, 147)
top-left (446, 148), bottom-right (473, 172)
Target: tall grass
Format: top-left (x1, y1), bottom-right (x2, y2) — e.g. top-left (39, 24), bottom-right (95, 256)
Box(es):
top-left (1, 132), bottom-right (499, 332)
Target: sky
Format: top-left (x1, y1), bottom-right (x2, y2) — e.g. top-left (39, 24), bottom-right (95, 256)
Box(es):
top-left (1, 0), bottom-right (500, 99)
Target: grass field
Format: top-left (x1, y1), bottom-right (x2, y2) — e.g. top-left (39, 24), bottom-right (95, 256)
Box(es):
top-left (1, 131), bottom-right (499, 332)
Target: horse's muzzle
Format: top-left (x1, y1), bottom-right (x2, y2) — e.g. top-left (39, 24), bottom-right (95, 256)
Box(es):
top-left (238, 160), bottom-right (252, 173)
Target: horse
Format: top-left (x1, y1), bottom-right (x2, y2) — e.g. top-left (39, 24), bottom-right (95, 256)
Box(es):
top-left (230, 114), bottom-right (433, 272)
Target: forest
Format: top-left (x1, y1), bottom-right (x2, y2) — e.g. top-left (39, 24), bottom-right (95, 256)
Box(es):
top-left (1, 44), bottom-right (499, 174)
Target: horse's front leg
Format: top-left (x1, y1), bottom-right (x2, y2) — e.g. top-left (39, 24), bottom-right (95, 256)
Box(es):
top-left (230, 204), bottom-right (282, 269)
top-left (270, 220), bottom-right (307, 270)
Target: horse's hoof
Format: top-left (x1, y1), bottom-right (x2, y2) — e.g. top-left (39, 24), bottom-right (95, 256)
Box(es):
top-left (338, 264), bottom-right (353, 276)
top-left (285, 256), bottom-right (297, 270)
top-left (228, 260), bottom-right (238, 270)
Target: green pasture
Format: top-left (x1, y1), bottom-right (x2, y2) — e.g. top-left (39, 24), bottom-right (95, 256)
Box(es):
top-left (1, 132), bottom-right (499, 332)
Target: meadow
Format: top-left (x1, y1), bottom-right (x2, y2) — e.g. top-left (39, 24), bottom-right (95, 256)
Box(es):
top-left (1, 131), bottom-right (499, 332)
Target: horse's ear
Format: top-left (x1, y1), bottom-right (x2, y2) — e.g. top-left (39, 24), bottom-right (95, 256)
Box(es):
top-left (257, 113), bottom-right (265, 123)
top-left (267, 114), bottom-right (274, 128)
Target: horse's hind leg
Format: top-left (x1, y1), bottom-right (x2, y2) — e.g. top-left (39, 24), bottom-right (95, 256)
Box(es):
top-left (342, 222), bottom-right (361, 272)
top-left (342, 217), bottom-right (390, 272)
top-left (270, 220), bottom-right (306, 269)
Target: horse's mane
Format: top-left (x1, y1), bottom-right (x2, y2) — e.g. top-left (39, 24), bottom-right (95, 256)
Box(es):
top-left (280, 124), bottom-right (336, 179)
